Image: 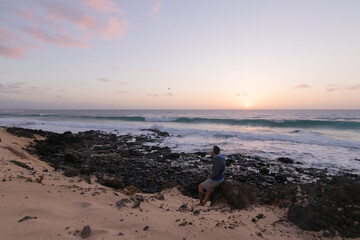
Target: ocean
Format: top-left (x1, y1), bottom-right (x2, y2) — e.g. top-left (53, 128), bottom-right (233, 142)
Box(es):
top-left (1, 109), bottom-right (359, 174)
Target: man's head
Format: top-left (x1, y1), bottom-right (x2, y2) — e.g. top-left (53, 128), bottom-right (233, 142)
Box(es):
top-left (213, 145), bottom-right (220, 156)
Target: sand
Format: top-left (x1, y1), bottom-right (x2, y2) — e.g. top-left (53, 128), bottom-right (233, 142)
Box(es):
top-left (0, 126), bottom-right (349, 240)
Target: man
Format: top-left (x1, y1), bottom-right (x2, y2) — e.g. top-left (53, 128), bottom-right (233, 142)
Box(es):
top-left (198, 146), bottom-right (226, 206)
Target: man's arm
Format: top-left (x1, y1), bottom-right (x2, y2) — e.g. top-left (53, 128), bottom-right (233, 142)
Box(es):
top-left (210, 159), bottom-right (221, 179)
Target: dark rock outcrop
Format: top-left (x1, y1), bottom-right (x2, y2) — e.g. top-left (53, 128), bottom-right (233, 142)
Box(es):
top-left (212, 179), bottom-right (259, 209)
top-left (288, 176), bottom-right (360, 238)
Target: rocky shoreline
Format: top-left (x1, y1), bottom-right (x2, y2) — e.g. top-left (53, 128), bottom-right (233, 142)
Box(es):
top-left (6, 127), bottom-right (360, 238)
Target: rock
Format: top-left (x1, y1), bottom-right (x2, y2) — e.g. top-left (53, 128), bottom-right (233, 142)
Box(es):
top-left (156, 193), bottom-right (165, 200)
top-left (10, 160), bottom-right (33, 170)
top-left (81, 225), bottom-right (91, 239)
top-left (323, 231), bottom-right (332, 238)
top-left (178, 204), bottom-right (188, 212)
top-left (18, 216), bottom-right (37, 222)
top-left (63, 167), bottom-right (79, 177)
top-left (96, 176), bottom-right (123, 189)
top-left (64, 153), bottom-right (79, 163)
top-left (259, 168), bottom-right (269, 175)
top-left (193, 210), bottom-right (200, 216)
top-left (277, 157), bottom-right (294, 164)
top-left (164, 153), bottom-right (180, 160)
top-left (256, 214), bottom-right (264, 219)
top-left (215, 179), bottom-right (259, 209)
top-left (132, 200), bottom-right (141, 208)
top-left (288, 177), bottom-right (360, 238)
top-left (115, 198), bottom-right (131, 209)
top-left (275, 175), bottom-right (287, 183)
top-left (143, 225), bottom-right (149, 231)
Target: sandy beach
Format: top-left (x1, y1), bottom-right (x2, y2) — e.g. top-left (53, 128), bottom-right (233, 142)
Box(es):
top-left (0, 126), bottom-right (356, 240)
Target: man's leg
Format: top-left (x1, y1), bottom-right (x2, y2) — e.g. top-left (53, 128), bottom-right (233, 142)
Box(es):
top-left (198, 184), bottom-right (204, 205)
top-left (202, 190), bottom-right (212, 206)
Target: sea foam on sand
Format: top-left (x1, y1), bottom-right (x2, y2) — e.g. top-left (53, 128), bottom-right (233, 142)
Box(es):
top-left (0, 127), bottom-right (348, 240)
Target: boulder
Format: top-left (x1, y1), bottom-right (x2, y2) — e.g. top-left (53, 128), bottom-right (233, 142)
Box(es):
top-left (288, 176), bottom-right (360, 238)
top-left (212, 179), bottom-right (259, 209)
top-left (81, 225), bottom-right (91, 239)
top-left (277, 157), bottom-right (294, 164)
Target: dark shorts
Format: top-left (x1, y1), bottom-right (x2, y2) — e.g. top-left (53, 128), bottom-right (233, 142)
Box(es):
top-left (200, 178), bottom-right (222, 191)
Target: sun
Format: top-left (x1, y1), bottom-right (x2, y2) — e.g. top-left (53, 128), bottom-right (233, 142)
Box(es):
top-left (245, 105), bottom-right (250, 109)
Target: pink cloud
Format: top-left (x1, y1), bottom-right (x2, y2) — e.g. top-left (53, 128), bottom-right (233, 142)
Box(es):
top-left (116, 91), bottom-right (128, 94)
top-left (118, 81), bottom-right (128, 85)
top-left (102, 18), bottom-right (128, 39)
top-left (98, 78), bottom-right (111, 82)
top-left (235, 92), bottom-right (248, 97)
top-left (81, 0), bottom-right (119, 12)
top-left (25, 27), bottom-right (87, 47)
top-left (326, 84), bottom-right (360, 92)
top-left (0, 45), bottom-right (25, 59)
top-left (147, 93), bottom-right (158, 97)
top-left (294, 84), bottom-right (311, 89)
top-left (44, 1), bottom-right (127, 39)
top-left (112, 67), bottom-right (128, 71)
top-left (345, 84), bottom-right (360, 90)
top-left (165, 93), bottom-right (174, 97)
top-left (0, 0), bottom-right (129, 58)
top-left (149, 0), bottom-right (162, 18)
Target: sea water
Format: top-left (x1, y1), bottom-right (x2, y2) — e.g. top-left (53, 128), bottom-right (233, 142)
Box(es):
top-left (1, 109), bottom-right (359, 174)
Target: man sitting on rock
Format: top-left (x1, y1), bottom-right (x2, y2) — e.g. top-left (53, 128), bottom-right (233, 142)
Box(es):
top-left (198, 146), bottom-right (226, 206)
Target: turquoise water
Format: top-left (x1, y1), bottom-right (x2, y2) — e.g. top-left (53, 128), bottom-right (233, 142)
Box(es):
top-left (1, 109), bottom-right (359, 174)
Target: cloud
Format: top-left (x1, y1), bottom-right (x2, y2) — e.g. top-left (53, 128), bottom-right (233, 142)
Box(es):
top-left (81, 0), bottom-right (119, 12)
top-left (148, 0), bottom-right (162, 19)
top-left (165, 93), bottom-right (174, 97)
top-left (0, 26), bottom-right (34, 58)
top-left (116, 91), bottom-right (127, 94)
top-left (118, 81), bottom-right (128, 85)
top-left (0, 44), bottom-right (25, 58)
top-left (0, 82), bottom-right (27, 94)
top-left (0, 0), bottom-right (128, 59)
top-left (98, 78), bottom-right (111, 82)
top-left (235, 92), bottom-right (247, 97)
top-left (147, 93), bottom-right (158, 97)
top-left (44, 1), bottom-right (128, 39)
top-left (25, 27), bottom-right (87, 47)
top-left (294, 84), bottom-right (311, 89)
top-left (326, 84), bottom-right (360, 92)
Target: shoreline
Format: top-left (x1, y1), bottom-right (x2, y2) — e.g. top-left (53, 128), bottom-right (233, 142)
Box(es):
top-left (1, 126), bottom-right (360, 239)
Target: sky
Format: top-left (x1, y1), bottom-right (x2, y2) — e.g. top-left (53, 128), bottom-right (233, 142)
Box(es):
top-left (0, 0), bottom-right (360, 109)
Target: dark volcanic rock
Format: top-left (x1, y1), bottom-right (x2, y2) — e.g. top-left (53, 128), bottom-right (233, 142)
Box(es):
top-left (213, 179), bottom-right (259, 209)
top-left (277, 157), bottom-right (294, 164)
top-left (10, 160), bottom-right (33, 170)
top-left (18, 216), bottom-right (37, 222)
top-left (288, 177), bottom-right (360, 238)
top-left (81, 225), bottom-right (91, 239)
top-left (96, 176), bottom-right (123, 189)
top-left (7, 127), bottom-right (54, 139)
top-left (63, 166), bottom-right (79, 177)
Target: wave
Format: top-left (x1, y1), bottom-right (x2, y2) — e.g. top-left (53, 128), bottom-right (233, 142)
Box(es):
top-left (1, 113), bottom-right (360, 130)
top-left (172, 118), bottom-right (360, 130)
